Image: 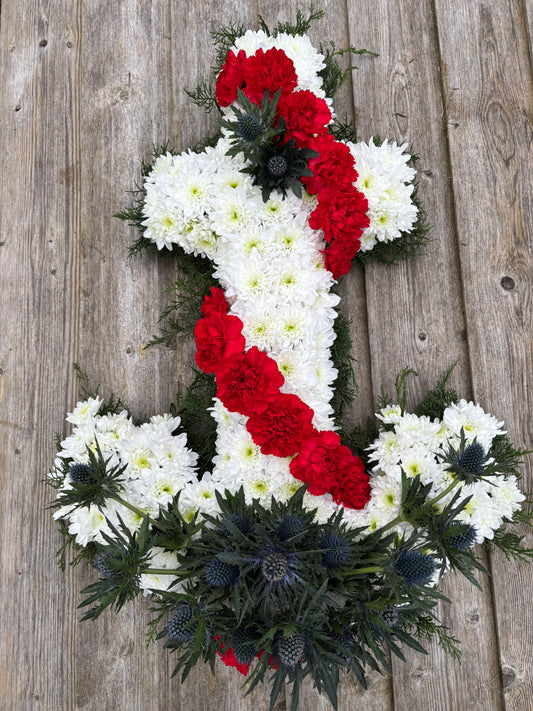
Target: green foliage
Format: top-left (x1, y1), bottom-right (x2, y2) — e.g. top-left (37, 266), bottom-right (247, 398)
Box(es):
top-left (220, 88), bottom-right (285, 159)
top-left (319, 42), bottom-right (378, 99)
top-left (211, 20), bottom-right (247, 75)
top-left (79, 516), bottom-right (153, 620)
top-left (184, 81), bottom-right (218, 114)
top-left (329, 115), bottom-right (358, 143)
top-left (258, 5), bottom-right (325, 37)
top-left (241, 132), bottom-right (317, 202)
top-left (54, 520), bottom-right (97, 571)
top-left (169, 371), bottom-right (218, 475)
top-left (73, 363), bottom-right (129, 417)
top-left (152, 487), bottom-right (451, 711)
top-left (416, 363), bottom-right (458, 419)
top-left (51, 440), bottom-right (128, 513)
top-left (340, 420), bottom-right (379, 467)
top-left (330, 312), bottom-right (358, 427)
top-left (146, 264), bottom-right (219, 348)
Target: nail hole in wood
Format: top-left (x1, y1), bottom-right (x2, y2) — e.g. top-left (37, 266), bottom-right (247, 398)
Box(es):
top-left (500, 276), bottom-right (515, 290)
top-left (39, 39), bottom-right (48, 47)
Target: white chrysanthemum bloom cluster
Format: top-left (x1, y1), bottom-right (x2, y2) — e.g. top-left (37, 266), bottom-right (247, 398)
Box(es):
top-left (365, 399), bottom-right (524, 542)
top-left (141, 137), bottom-right (348, 523)
top-left (51, 399), bottom-right (199, 546)
top-left (348, 139), bottom-right (418, 251)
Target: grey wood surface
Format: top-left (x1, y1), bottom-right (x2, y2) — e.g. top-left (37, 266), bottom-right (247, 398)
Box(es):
top-left (0, 1), bottom-right (531, 710)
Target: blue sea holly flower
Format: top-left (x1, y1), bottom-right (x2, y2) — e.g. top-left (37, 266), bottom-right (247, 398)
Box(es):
top-left (257, 545), bottom-right (297, 584)
top-left (320, 532), bottom-right (351, 568)
top-left (394, 549), bottom-right (435, 586)
top-left (205, 556), bottom-right (240, 587)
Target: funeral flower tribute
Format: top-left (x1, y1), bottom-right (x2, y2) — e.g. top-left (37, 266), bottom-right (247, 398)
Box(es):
top-left (48, 9), bottom-right (532, 711)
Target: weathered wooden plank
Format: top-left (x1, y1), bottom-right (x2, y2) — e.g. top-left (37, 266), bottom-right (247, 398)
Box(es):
top-left (434, 1), bottom-right (533, 709)
top-left (0, 1), bottom-right (81, 709)
top-left (346, 1), bottom-right (504, 709)
top-left (75, 2), bottom-right (179, 709)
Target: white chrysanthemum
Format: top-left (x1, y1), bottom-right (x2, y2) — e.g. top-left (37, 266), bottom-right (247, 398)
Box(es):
top-left (66, 504), bottom-right (111, 546)
top-left (368, 430), bottom-right (403, 466)
top-left (66, 397), bottom-right (102, 426)
top-left (455, 485), bottom-right (503, 542)
top-left (232, 29), bottom-right (273, 56)
top-left (129, 468), bottom-right (185, 511)
top-left (179, 475), bottom-right (222, 521)
top-left (139, 548), bottom-right (179, 596)
top-left (348, 138), bottom-right (417, 251)
top-left (487, 475), bottom-right (525, 520)
top-left (376, 404), bottom-right (403, 425)
top-left (442, 400), bottom-right (506, 451)
top-left (210, 187), bottom-right (260, 239)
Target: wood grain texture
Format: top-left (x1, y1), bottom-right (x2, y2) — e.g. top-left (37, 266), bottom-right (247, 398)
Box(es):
top-left (0, 1), bottom-right (81, 709)
top-left (434, 1), bottom-right (533, 709)
top-left (76, 2), bottom-right (178, 709)
top-left (347, 0), bottom-right (503, 709)
top-left (0, 0), bottom-right (531, 709)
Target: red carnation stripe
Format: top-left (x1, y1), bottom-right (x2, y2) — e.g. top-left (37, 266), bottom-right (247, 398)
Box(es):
top-left (201, 286), bottom-right (230, 318)
top-left (246, 393), bottom-right (315, 458)
top-left (194, 312), bottom-right (245, 374)
top-left (215, 639), bottom-right (251, 676)
top-left (302, 134), bottom-right (358, 195)
top-left (241, 48), bottom-right (298, 105)
top-left (215, 49), bottom-right (249, 107)
top-left (332, 456), bottom-right (371, 510)
top-left (277, 90), bottom-right (331, 148)
top-left (289, 431), bottom-right (370, 507)
top-left (216, 346), bottom-right (284, 417)
top-left (290, 430), bottom-right (343, 495)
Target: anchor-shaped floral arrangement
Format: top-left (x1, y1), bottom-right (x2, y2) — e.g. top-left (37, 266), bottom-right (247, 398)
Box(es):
top-left (48, 11), bottom-right (531, 711)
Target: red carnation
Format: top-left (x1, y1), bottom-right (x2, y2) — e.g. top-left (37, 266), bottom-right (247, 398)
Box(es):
top-left (216, 346), bottom-right (284, 417)
top-left (215, 641), bottom-right (250, 676)
top-left (331, 455), bottom-right (371, 510)
top-left (201, 286), bottom-right (229, 318)
top-left (323, 239), bottom-right (360, 279)
top-left (277, 90), bottom-right (331, 147)
top-left (241, 48), bottom-right (298, 105)
top-left (194, 313), bottom-right (245, 374)
top-left (302, 134), bottom-right (358, 195)
top-left (290, 430), bottom-right (344, 495)
top-left (246, 393), bottom-right (315, 458)
top-left (309, 184), bottom-right (369, 245)
top-left (215, 49), bottom-right (249, 107)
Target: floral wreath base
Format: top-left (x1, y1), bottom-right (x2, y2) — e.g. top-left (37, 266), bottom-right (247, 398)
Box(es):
top-left (48, 10), bottom-right (531, 711)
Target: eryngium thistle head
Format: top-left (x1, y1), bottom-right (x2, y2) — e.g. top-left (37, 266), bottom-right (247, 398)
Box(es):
top-left (266, 154), bottom-right (289, 178)
top-left (232, 626), bottom-right (258, 665)
top-left (261, 549), bottom-right (290, 582)
top-left (205, 557), bottom-right (239, 587)
top-left (166, 605), bottom-right (196, 644)
top-left (394, 550), bottom-right (435, 586)
top-left (69, 462), bottom-right (96, 485)
top-left (277, 633), bottom-right (305, 667)
top-left (277, 515), bottom-right (307, 541)
top-left (380, 607), bottom-right (400, 627)
top-left (237, 113), bottom-right (263, 142)
top-left (446, 523), bottom-right (477, 551)
top-left (94, 554), bottom-right (120, 580)
top-left (320, 532), bottom-right (351, 568)
top-left (223, 514), bottom-right (251, 536)
top-left (457, 442), bottom-right (485, 475)
top-left (332, 628), bottom-right (354, 665)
